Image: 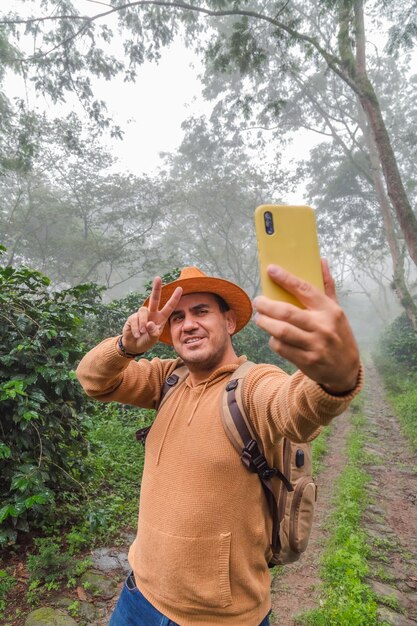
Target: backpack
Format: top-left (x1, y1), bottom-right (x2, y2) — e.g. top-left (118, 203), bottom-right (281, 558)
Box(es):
top-left (136, 361), bottom-right (317, 567)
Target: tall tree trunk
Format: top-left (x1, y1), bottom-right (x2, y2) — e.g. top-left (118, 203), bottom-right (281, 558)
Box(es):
top-left (352, 0), bottom-right (417, 329)
top-left (361, 114), bottom-right (417, 329)
top-left (338, 0), bottom-right (417, 269)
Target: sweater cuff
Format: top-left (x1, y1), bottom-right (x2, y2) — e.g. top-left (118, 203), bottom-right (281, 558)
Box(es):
top-left (116, 335), bottom-right (146, 359)
top-left (100, 336), bottom-right (137, 369)
top-left (319, 361), bottom-right (364, 398)
top-left (311, 362), bottom-right (364, 406)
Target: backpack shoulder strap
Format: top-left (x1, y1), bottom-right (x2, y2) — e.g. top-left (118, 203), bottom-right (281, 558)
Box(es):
top-left (136, 364), bottom-right (189, 443)
top-left (221, 361), bottom-right (293, 490)
top-left (220, 360), bottom-right (258, 452)
top-left (157, 364), bottom-right (189, 411)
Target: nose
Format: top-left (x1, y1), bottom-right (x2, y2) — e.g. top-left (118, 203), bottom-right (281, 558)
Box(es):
top-left (182, 314), bottom-right (198, 332)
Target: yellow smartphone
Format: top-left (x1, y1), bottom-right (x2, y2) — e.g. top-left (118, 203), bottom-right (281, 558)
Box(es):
top-left (254, 204), bottom-right (324, 307)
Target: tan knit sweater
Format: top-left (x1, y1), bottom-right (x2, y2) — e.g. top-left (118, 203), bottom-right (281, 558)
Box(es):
top-left (76, 337), bottom-right (362, 626)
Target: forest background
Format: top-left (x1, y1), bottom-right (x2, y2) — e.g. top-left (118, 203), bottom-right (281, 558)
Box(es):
top-left (1, 1), bottom-right (417, 624)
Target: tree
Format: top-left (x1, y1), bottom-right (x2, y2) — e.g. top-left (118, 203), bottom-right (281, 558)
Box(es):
top-left (290, 56), bottom-right (417, 327)
top-left (2, 1), bottom-right (415, 267)
top-left (0, 114), bottom-right (166, 290)
top-left (157, 116), bottom-right (286, 297)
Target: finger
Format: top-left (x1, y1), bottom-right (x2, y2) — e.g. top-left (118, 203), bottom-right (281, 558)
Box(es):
top-left (321, 259), bottom-right (338, 303)
top-left (253, 296), bottom-right (316, 332)
top-left (268, 336), bottom-right (317, 370)
top-left (148, 276), bottom-right (162, 313)
top-left (159, 287), bottom-right (183, 322)
top-left (267, 265), bottom-right (328, 309)
top-left (125, 313), bottom-right (140, 339)
top-left (254, 312), bottom-right (313, 351)
top-left (137, 307), bottom-right (150, 336)
top-left (145, 320), bottom-right (160, 338)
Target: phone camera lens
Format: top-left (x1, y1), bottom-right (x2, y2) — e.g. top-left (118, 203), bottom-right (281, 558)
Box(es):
top-left (264, 211), bottom-right (274, 235)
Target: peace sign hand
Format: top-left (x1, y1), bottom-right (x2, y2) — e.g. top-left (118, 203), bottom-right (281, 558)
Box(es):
top-left (121, 277), bottom-right (183, 354)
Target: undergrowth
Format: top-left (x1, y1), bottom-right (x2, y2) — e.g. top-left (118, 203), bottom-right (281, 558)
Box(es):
top-left (373, 353), bottom-right (417, 454)
top-left (385, 378), bottom-right (417, 454)
top-left (69, 401), bottom-right (152, 546)
top-left (1, 401), bottom-right (151, 619)
top-left (296, 400), bottom-right (380, 626)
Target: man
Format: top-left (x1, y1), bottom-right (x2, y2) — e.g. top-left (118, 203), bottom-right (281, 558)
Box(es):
top-left (76, 263), bottom-right (362, 626)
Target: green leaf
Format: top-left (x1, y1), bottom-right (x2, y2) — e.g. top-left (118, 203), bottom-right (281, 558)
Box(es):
top-left (0, 504), bottom-right (18, 523)
top-left (0, 443), bottom-right (11, 459)
top-left (22, 411), bottom-right (38, 421)
top-left (24, 493), bottom-right (50, 508)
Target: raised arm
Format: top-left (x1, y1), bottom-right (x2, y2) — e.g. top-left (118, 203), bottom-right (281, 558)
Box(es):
top-left (76, 276), bottom-right (183, 404)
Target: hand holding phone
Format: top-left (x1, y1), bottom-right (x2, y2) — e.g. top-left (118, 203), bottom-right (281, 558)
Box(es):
top-left (253, 262), bottom-right (360, 393)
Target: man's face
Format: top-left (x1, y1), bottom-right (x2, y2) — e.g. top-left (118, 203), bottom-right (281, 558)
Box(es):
top-left (169, 292), bottom-right (236, 371)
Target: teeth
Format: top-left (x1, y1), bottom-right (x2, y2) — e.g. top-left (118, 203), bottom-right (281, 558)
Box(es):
top-left (185, 338), bottom-right (202, 344)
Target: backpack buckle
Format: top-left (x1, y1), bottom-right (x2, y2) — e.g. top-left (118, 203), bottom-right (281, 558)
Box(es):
top-left (136, 425), bottom-right (151, 445)
top-left (241, 439), bottom-right (272, 478)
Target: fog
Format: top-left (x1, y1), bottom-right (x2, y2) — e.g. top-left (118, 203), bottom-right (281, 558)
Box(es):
top-left (1, 0), bottom-right (417, 341)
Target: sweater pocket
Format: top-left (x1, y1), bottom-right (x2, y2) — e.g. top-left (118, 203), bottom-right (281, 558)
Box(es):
top-left (133, 517), bottom-right (232, 609)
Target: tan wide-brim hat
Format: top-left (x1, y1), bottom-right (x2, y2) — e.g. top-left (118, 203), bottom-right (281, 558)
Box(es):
top-left (143, 266), bottom-right (253, 345)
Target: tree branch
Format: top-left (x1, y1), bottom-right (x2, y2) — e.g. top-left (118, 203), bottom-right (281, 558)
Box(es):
top-left (2, 1), bottom-right (359, 93)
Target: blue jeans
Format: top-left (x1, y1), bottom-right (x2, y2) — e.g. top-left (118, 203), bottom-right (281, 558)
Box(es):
top-left (109, 572), bottom-right (271, 625)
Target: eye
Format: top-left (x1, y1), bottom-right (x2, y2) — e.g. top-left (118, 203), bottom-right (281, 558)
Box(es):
top-left (170, 313), bottom-right (184, 324)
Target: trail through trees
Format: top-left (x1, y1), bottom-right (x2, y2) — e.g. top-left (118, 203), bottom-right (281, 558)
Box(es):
top-left (271, 362), bottom-right (417, 625)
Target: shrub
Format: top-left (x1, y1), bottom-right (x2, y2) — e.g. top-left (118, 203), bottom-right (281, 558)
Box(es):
top-left (379, 312), bottom-right (417, 372)
top-left (0, 249), bottom-right (102, 545)
top-left (80, 269), bottom-right (180, 358)
top-left (27, 537), bottom-right (75, 585)
top-left (0, 570), bottom-right (15, 615)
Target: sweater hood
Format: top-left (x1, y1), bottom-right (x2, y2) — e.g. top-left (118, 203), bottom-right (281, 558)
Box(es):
top-left (155, 355), bottom-right (247, 464)
top-left (184, 354), bottom-right (248, 389)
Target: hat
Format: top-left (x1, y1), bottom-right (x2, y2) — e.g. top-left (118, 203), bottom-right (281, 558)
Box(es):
top-left (144, 266), bottom-right (253, 345)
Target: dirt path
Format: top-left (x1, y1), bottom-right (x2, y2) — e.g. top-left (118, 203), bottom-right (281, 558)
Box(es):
top-left (361, 363), bottom-right (417, 625)
top-left (270, 362), bottom-right (417, 625)
top-left (270, 399), bottom-right (353, 624)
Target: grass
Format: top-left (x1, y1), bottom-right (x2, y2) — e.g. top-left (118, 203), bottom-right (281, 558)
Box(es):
top-left (387, 383), bottom-right (417, 453)
top-left (295, 401), bottom-right (380, 626)
top-left (311, 426), bottom-right (331, 476)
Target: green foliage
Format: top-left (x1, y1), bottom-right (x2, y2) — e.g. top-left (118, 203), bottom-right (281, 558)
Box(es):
top-left (0, 254), bottom-right (102, 545)
top-left (378, 312), bottom-right (417, 371)
top-left (0, 570), bottom-right (15, 616)
top-left (77, 402), bottom-right (150, 541)
top-left (233, 321), bottom-right (293, 371)
top-left (27, 537), bottom-right (75, 585)
top-left (375, 313), bottom-right (417, 452)
top-left (311, 426), bottom-right (331, 476)
top-left (81, 269), bottom-right (180, 358)
top-left (389, 385), bottom-right (417, 452)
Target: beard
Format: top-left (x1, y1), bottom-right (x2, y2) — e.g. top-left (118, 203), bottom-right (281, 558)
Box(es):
top-left (174, 329), bottom-right (232, 374)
